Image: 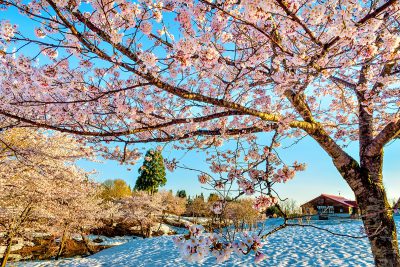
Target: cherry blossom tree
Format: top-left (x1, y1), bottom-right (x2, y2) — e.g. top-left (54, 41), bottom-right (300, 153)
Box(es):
top-left (0, 128), bottom-right (96, 265)
top-left (1, 0), bottom-right (400, 265)
top-left (158, 190), bottom-right (186, 217)
top-left (224, 199), bottom-right (261, 232)
top-left (117, 191), bottom-right (164, 238)
top-left (186, 195), bottom-right (210, 220)
top-left (50, 179), bottom-right (109, 260)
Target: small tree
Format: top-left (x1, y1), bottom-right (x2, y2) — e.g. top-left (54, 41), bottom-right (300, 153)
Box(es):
top-left (118, 191), bottom-right (164, 238)
top-left (134, 149), bottom-right (166, 194)
top-left (159, 191), bottom-right (186, 217)
top-left (176, 190), bottom-right (187, 199)
top-left (51, 179), bottom-right (108, 260)
top-left (279, 199), bottom-right (301, 217)
top-left (101, 179), bottom-right (132, 200)
top-left (186, 196), bottom-right (210, 220)
top-left (265, 206), bottom-right (282, 218)
top-left (224, 199), bottom-right (261, 232)
top-left (198, 193), bottom-right (205, 201)
top-left (207, 193), bottom-right (220, 203)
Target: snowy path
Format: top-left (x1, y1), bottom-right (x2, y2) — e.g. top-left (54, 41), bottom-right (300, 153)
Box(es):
top-left (16, 218), bottom-right (400, 267)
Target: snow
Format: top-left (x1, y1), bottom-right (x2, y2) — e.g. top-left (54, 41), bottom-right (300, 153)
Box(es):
top-left (152, 223), bottom-right (174, 235)
top-left (164, 215), bottom-right (205, 226)
top-left (13, 218), bottom-right (400, 267)
top-left (181, 216), bottom-right (210, 224)
top-left (0, 237), bottom-right (33, 255)
top-left (86, 235), bottom-right (140, 246)
top-left (0, 241), bottom-right (24, 255)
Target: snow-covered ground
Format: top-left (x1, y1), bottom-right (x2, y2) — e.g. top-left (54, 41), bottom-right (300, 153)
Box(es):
top-left (13, 218), bottom-right (400, 267)
top-left (85, 235), bottom-right (140, 247)
top-left (164, 214), bottom-right (209, 226)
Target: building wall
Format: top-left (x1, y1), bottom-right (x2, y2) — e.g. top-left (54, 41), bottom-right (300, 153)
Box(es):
top-left (301, 196), bottom-right (355, 215)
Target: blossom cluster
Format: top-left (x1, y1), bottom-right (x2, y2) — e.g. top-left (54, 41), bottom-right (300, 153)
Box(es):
top-left (164, 158), bottom-right (178, 172)
top-left (272, 166), bottom-right (296, 183)
top-left (253, 195), bottom-right (278, 212)
top-left (198, 173), bottom-right (210, 184)
top-left (34, 28), bottom-right (47, 38)
top-left (100, 145), bottom-right (142, 165)
top-left (210, 200), bottom-right (225, 215)
top-left (0, 21), bottom-right (16, 42)
top-left (237, 179), bottom-right (255, 195)
top-left (173, 225), bottom-right (267, 263)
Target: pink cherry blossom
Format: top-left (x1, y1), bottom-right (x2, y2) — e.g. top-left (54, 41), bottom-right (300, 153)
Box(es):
top-left (238, 179), bottom-right (255, 195)
top-left (198, 173), bottom-right (210, 184)
top-left (34, 28), bottom-right (47, 38)
top-left (210, 200), bottom-right (224, 214)
top-left (140, 21), bottom-right (152, 35)
top-left (253, 196), bottom-right (278, 212)
top-left (1, 0), bottom-right (399, 264)
top-left (0, 21), bottom-right (16, 41)
top-left (254, 252), bottom-right (267, 263)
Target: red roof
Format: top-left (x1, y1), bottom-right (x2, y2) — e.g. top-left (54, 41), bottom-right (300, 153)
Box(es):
top-left (301, 194), bottom-right (358, 208)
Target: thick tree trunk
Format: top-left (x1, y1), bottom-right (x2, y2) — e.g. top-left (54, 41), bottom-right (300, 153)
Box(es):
top-left (357, 188), bottom-right (400, 267)
top-left (1, 236), bottom-right (13, 267)
top-left (354, 153), bottom-right (400, 267)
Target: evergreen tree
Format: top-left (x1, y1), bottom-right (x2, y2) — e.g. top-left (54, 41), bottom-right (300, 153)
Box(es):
top-left (176, 190), bottom-right (187, 198)
top-left (134, 149), bottom-right (166, 194)
top-left (187, 195), bottom-right (192, 205)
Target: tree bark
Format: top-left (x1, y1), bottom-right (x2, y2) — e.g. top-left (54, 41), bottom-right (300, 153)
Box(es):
top-left (139, 224), bottom-right (144, 238)
top-left (157, 213), bottom-right (165, 232)
top-left (81, 233), bottom-right (94, 255)
top-left (354, 153), bottom-right (400, 267)
top-left (358, 191), bottom-right (399, 266)
top-left (55, 229), bottom-right (67, 260)
top-left (286, 89), bottom-right (400, 266)
top-left (1, 235), bottom-right (13, 267)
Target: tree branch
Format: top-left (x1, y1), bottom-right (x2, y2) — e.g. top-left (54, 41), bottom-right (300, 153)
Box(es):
top-left (329, 76), bottom-right (357, 90)
top-left (44, 4), bottom-right (316, 131)
top-left (366, 119), bottom-right (400, 156)
top-left (0, 109), bottom-right (247, 137)
top-left (284, 90), bottom-right (362, 191)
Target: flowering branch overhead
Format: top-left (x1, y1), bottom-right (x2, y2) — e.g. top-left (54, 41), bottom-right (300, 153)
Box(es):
top-left (1, 0), bottom-right (400, 265)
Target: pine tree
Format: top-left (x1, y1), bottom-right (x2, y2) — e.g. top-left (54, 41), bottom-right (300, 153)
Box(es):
top-left (176, 190), bottom-right (187, 198)
top-left (134, 149), bottom-right (166, 194)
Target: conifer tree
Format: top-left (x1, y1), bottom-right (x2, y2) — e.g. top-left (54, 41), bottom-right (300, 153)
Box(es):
top-left (134, 149), bottom-right (166, 194)
top-left (176, 190), bottom-right (187, 199)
